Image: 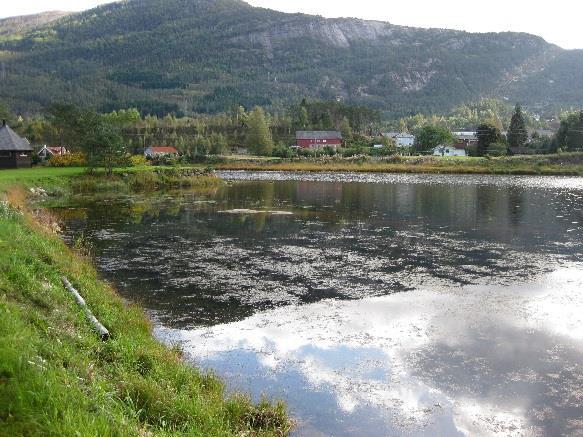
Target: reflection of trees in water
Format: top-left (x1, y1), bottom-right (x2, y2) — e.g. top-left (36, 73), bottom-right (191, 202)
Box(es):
top-left (475, 185), bottom-right (499, 225)
top-left (53, 179), bottom-right (583, 331)
top-left (508, 187), bottom-right (525, 227)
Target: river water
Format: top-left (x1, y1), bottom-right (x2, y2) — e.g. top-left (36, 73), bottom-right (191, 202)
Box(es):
top-left (53, 172), bottom-right (583, 436)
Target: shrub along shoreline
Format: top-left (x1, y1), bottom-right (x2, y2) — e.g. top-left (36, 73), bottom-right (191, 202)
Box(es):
top-left (213, 153), bottom-right (583, 176)
top-left (0, 168), bottom-right (291, 436)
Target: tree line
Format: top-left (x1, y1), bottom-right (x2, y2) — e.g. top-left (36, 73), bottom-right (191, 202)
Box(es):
top-left (413, 105), bottom-right (583, 156)
top-left (2, 98), bottom-right (583, 168)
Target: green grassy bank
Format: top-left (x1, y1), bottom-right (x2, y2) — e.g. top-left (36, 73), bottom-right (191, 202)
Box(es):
top-left (0, 168), bottom-right (291, 436)
top-left (214, 153), bottom-right (583, 176)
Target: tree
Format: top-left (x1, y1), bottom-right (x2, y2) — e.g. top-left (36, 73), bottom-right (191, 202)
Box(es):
top-left (507, 104), bottom-right (528, 151)
top-left (339, 117), bottom-right (353, 144)
top-left (0, 101), bottom-right (13, 124)
top-left (565, 111), bottom-right (583, 151)
top-left (556, 112), bottom-right (577, 149)
top-left (210, 132), bottom-right (228, 155)
top-left (476, 123), bottom-right (503, 156)
top-left (47, 104), bottom-right (83, 148)
top-left (246, 107), bottom-right (273, 156)
top-left (79, 111), bottom-right (126, 174)
top-left (414, 125), bottom-right (453, 153)
top-left (378, 135), bottom-right (396, 154)
top-left (231, 105), bottom-right (247, 126)
top-left (102, 108), bottom-right (141, 128)
top-left (487, 142), bottom-right (508, 157)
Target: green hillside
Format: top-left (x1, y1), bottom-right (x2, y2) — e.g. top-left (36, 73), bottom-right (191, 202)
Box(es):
top-left (0, 11), bottom-right (70, 39)
top-left (0, 0), bottom-right (581, 116)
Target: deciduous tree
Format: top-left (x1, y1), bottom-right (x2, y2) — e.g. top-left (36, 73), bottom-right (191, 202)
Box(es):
top-left (246, 106), bottom-right (273, 156)
top-left (414, 125), bottom-right (453, 153)
top-left (566, 111), bottom-right (583, 151)
top-left (476, 123), bottom-right (503, 156)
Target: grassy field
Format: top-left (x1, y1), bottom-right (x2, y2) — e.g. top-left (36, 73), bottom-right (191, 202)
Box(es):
top-left (0, 167), bottom-right (85, 191)
top-left (0, 169), bottom-right (291, 436)
top-left (215, 153), bottom-right (583, 176)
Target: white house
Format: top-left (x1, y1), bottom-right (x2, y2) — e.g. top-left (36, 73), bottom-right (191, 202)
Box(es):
top-left (37, 145), bottom-right (69, 160)
top-left (383, 132), bottom-right (415, 148)
top-left (433, 144), bottom-right (467, 157)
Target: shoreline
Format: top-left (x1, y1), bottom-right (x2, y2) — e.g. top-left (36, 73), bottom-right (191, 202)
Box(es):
top-left (213, 154), bottom-right (583, 176)
top-left (0, 170), bottom-right (292, 436)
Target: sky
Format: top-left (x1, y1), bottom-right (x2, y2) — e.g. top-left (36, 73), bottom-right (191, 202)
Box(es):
top-left (1, 0), bottom-right (582, 50)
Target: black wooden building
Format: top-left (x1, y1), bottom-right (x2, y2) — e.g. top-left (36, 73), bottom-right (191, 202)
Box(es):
top-left (0, 120), bottom-right (32, 169)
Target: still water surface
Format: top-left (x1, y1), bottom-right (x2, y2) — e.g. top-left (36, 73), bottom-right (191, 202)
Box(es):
top-left (53, 172), bottom-right (583, 436)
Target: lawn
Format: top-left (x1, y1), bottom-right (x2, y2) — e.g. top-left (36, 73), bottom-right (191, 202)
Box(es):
top-left (0, 167), bottom-right (85, 190)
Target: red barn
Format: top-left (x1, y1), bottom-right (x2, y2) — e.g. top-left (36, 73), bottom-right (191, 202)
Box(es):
top-left (296, 131), bottom-right (343, 149)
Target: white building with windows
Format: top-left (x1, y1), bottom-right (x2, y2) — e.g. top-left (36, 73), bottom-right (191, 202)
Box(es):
top-left (383, 132), bottom-right (415, 148)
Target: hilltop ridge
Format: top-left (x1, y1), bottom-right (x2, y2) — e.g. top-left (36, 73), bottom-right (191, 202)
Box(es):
top-left (0, 0), bottom-right (581, 115)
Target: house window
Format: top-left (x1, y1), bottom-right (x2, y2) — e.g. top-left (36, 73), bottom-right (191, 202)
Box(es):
top-left (0, 151), bottom-right (10, 158)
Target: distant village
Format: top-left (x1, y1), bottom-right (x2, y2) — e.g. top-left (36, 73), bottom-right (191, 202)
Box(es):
top-left (1, 99), bottom-right (581, 170)
top-left (0, 119), bottom-right (561, 170)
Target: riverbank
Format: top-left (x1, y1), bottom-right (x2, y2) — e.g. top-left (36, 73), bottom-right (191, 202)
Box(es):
top-left (214, 153), bottom-right (583, 176)
top-left (0, 169), bottom-right (291, 436)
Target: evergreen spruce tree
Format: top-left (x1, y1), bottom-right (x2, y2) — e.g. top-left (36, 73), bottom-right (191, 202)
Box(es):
top-left (507, 104), bottom-right (528, 151)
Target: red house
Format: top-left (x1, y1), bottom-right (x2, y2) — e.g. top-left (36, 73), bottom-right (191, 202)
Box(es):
top-left (144, 146), bottom-right (179, 158)
top-left (296, 131), bottom-right (343, 149)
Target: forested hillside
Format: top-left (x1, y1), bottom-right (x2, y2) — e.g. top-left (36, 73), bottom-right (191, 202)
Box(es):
top-left (0, 0), bottom-right (581, 116)
top-left (0, 12), bottom-right (70, 38)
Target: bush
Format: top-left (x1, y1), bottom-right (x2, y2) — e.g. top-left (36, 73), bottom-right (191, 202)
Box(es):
top-left (488, 142), bottom-right (508, 157)
top-left (467, 144), bottom-right (479, 157)
top-left (370, 146), bottom-right (396, 157)
top-left (48, 153), bottom-right (87, 167)
top-left (129, 155), bottom-right (149, 167)
top-left (272, 145), bottom-right (297, 158)
top-left (148, 154), bottom-right (180, 166)
top-left (297, 148), bottom-right (322, 158)
top-left (339, 147), bottom-right (366, 157)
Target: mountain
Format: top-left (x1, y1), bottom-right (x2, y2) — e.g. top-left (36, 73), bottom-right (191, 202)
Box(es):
top-left (0, 11), bottom-right (71, 38)
top-left (0, 0), bottom-right (581, 116)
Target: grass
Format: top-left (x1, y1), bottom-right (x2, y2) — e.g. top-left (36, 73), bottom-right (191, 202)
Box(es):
top-left (0, 171), bottom-right (292, 436)
top-left (214, 153), bottom-right (583, 176)
top-left (0, 167), bottom-right (85, 192)
top-left (70, 169), bottom-right (223, 194)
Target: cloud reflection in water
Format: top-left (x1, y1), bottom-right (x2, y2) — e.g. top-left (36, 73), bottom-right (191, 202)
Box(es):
top-left (157, 266), bottom-right (583, 436)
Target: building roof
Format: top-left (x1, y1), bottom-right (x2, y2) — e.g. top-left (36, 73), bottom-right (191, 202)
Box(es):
top-left (383, 132), bottom-right (414, 139)
top-left (39, 145), bottom-right (68, 155)
top-left (0, 122), bottom-right (32, 152)
top-left (296, 131), bottom-right (342, 140)
top-left (146, 146), bottom-right (179, 154)
top-left (434, 144), bottom-right (466, 151)
top-left (453, 132), bottom-right (477, 141)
